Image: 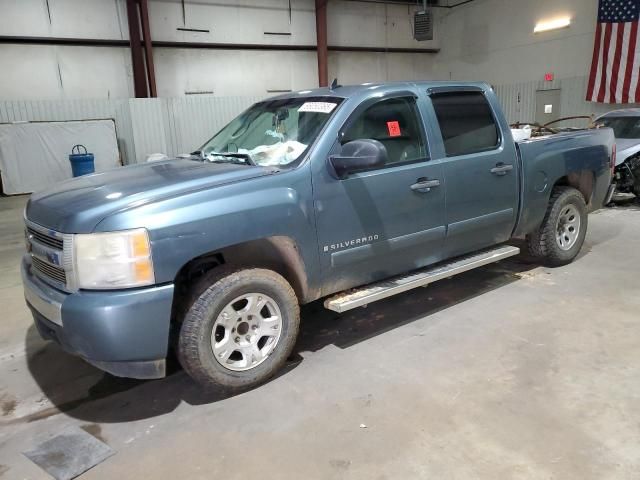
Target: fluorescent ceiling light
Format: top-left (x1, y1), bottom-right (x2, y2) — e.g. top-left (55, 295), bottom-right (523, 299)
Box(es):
top-left (534, 17), bottom-right (571, 33)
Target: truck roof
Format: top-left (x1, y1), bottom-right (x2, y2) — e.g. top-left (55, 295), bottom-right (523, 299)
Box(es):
top-left (266, 81), bottom-right (492, 102)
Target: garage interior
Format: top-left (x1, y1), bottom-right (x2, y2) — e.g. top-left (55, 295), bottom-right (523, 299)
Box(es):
top-left (1, 0), bottom-right (640, 479)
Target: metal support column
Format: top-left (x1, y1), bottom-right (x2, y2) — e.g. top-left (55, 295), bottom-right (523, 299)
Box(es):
top-left (139, 0), bottom-right (157, 97)
top-left (126, 0), bottom-right (148, 97)
top-left (315, 0), bottom-right (328, 87)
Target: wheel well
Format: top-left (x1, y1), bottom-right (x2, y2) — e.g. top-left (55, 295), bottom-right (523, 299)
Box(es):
top-left (552, 171), bottom-right (595, 205)
top-left (172, 236), bottom-right (310, 316)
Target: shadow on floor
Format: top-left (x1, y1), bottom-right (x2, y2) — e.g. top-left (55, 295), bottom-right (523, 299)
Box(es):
top-left (22, 255), bottom-right (538, 424)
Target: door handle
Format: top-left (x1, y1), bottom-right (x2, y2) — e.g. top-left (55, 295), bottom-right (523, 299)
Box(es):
top-left (490, 164), bottom-right (514, 176)
top-left (410, 178), bottom-right (441, 192)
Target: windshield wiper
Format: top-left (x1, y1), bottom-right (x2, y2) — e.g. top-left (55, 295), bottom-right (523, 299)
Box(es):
top-left (206, 151), bottom-right (255, 166)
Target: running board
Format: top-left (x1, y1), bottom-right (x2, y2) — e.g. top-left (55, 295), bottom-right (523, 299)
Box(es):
top-left (324, 245), bottom-right (520, 313)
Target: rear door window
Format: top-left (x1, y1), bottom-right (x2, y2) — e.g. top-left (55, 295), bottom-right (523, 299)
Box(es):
top-left (431, 91), bottom-right (499, 157)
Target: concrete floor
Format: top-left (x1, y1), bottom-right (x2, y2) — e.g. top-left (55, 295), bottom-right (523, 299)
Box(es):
top-left (1, 194), bottom-right (639, 479)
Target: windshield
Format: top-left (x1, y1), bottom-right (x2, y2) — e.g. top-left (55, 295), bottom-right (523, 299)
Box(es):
top-left (200, 97), bottom-right (343, 167)
top-left (596, 116), bottom-right (640, 139)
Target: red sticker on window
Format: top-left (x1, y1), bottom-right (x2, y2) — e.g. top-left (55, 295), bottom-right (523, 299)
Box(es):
top-left (387, 121), bottom-right (401, 137)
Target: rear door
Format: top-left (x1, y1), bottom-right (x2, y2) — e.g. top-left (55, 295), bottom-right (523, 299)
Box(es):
top-left (428, 88), bottom-right (519, 257)
top-left (311, 92), bottom-right (447, 296)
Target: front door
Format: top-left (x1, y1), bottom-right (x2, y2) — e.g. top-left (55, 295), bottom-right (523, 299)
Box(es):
top-left (311, 94), bottom-right (447, 296)
top-left (429, 89), bottom-right (519, 257)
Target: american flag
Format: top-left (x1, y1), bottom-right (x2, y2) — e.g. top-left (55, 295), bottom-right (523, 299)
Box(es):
top-left (587, 0), bottom-right (640, 103)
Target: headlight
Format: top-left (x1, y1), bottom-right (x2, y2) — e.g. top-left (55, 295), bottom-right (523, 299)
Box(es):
top-left (73, 228), bottom-right (154, 289)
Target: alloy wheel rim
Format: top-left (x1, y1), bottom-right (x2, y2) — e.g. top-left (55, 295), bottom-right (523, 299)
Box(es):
top-left (555, 204), bottom-right (581, 251)
top-left (210, 293), bottom-right (283, 371)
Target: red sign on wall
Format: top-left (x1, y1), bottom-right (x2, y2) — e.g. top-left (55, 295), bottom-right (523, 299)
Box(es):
top-left (544, 72), bottom-right (554, 82)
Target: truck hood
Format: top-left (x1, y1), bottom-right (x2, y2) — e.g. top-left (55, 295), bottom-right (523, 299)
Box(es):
top-left (26, 159), bottom-right (274, 233)
top-left (615, 138), bottom-right (640, 166)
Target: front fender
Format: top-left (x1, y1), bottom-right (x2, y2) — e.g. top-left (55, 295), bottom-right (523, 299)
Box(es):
top-left (94, 165), bottom-right (321, 296)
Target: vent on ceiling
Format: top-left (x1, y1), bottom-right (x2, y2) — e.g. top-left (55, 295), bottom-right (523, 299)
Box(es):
top-left (414, 9), bottom-right (434, 41)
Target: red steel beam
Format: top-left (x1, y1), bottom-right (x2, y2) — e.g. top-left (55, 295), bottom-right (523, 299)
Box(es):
top-left (315, 0), bottom-right (328, 87)
top-left (126, 0), bottom-right (148, 97)
top-left (139, 0), bottom-right (157, 97)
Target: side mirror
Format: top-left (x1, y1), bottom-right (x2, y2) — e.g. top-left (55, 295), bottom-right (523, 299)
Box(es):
top-left (329, 139), bottom-right (388, 179)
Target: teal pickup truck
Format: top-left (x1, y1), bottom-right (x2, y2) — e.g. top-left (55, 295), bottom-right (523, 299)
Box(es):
top-left (22, 82), bottom-right (615, 388)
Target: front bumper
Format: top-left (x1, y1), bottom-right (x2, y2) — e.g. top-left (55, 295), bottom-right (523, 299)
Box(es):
top-left (21, 256), bottom-right (174, 379)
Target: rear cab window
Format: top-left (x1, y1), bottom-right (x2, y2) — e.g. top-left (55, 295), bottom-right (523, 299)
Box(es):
top-left (430, 91), bottom-right (500, 157)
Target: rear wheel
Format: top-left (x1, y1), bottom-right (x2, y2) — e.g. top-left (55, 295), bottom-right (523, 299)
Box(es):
top-left (526, 186), bottom-right (587, 266)
top-left (178, 268), bottom-right (300, 389)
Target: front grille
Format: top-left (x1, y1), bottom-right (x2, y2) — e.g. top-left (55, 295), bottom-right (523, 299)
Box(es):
top-left (27, 227), bottom-right (63, 250)
top-left (32, 256), bottom-right (67, 285)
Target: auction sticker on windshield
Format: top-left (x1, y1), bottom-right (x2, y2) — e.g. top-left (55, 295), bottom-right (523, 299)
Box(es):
top-left (298, 102), bottom-right (337, 113)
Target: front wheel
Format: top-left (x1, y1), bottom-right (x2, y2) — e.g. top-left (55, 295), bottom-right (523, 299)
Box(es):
top-left (526, 186), bottom-right (588, 266)
top-left (178, 268), bottom-right (300, 389)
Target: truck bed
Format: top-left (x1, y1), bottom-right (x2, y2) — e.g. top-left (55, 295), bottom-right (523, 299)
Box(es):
top-left (513, 128), bottom-right (615, 237)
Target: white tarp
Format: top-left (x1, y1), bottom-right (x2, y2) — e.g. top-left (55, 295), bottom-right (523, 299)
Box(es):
top-left (511, 125), bottom-right (532, 142)
top-left (0, 120), bottom-right (120, 195)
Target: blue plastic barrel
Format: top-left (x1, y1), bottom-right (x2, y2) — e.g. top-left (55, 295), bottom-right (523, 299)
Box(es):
top-left (69, 145), bottom-right (95, 177)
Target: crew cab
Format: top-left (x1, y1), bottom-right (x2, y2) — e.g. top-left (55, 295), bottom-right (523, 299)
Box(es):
top-left (22, 82), bottom-right (615, 388)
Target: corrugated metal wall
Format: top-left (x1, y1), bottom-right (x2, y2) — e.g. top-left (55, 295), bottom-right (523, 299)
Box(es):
top-left (164, 96), bottom-right (262, 158)
top-left (1, 85), bottom-right (636, 167)
top-left (494, 76), bottom-right (639, 128)
top-left (0, 96), bottom-right (260, 165)
top-left (0, 98), bottom-right (135, 163)
top-left (128, 96), bottom-right (262, 162)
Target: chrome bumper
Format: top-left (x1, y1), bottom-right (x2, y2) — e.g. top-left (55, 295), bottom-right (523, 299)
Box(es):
top-left (22, 258), bottom-right (63, 326)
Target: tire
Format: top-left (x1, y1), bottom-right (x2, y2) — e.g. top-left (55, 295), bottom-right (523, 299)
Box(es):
top-left (526, 186), bottom-right (588, 267)
top-left (178, 268), bottom-right (300, 389)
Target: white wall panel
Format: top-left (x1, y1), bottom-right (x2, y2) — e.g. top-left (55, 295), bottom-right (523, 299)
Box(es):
top-left (327, 1), bottom-right (438, 50)
top-left (149, 0), bottom-right (310, 44)
top-left (0, 98), bottom-right (135, 164)
top-left (148, 0), bottom-right (434, 48)
top-left (0, 0), bottom-right (54, 37)
top-left (153, 48), bottom-right (318, 97)
top-left (0, 0), bottom-right (127, 38)
top-left (56, 46), bottom-right (133, 99)
top-left (0, 0), bottom-right (439, 99)
top-left (0, 119), bottom-right (120, 194)
top-left (0, 45), bottom-right (62, 100)
top-left (438, 0), bottom-right (599, 85)
top-left (0, 45), bottom-right (133, 100)
top-left (128, 99), bottom-right (170, 163)
top-left (0, 96), bottom-right (258, 166)
top-left (165, 95), bottom-right (262, 156)
top-left (327, 50), bottom-right (442, 86)
top-left (494, 76), bottom-right (638, 127)
top-left (48, 0), bottom-right (127, 39)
